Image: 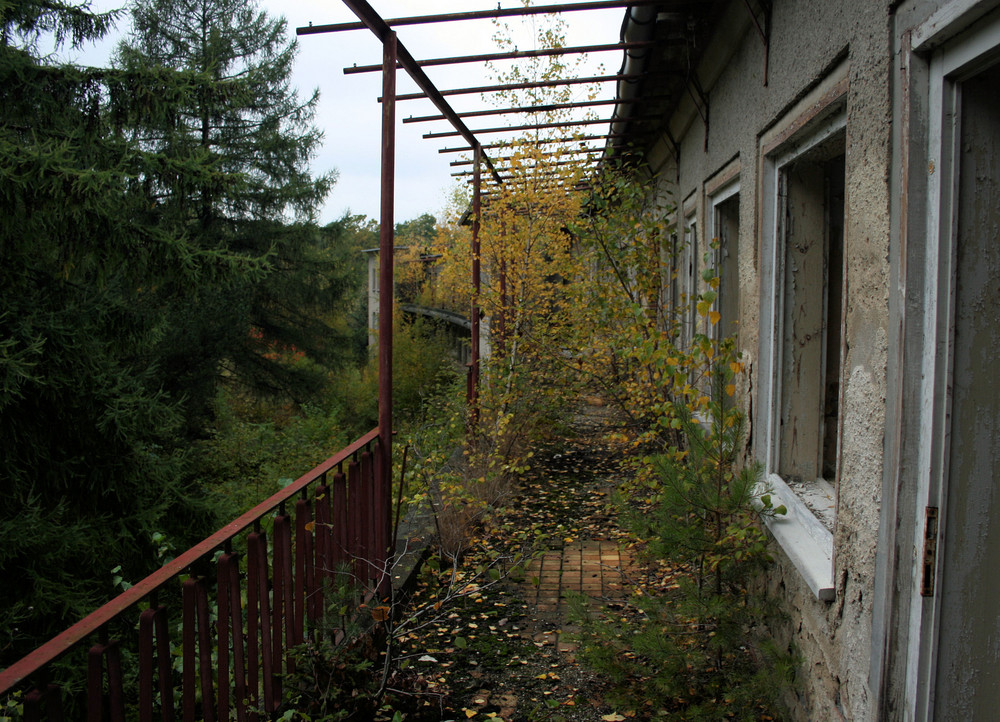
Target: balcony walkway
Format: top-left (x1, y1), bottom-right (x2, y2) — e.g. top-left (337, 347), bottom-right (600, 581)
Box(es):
top-left (389, 398), bottom-right (659, 721)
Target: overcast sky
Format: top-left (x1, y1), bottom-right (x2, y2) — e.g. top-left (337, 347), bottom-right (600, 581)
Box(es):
top-left (66, 1), bottom-right (625, 225)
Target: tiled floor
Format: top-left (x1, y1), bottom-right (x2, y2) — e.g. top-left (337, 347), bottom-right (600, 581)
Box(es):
top-left (521, 539), bottom-right (635, 653)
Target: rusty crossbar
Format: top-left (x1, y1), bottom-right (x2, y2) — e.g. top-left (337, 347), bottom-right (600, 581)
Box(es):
top-left (0, 428), bottom-right (388, 721)
top-left (299, 0), bottom-right (669, 35)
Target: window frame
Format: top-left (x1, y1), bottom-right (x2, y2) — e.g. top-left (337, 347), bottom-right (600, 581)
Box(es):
top-left (678, 203), bottom-right (699, 350)
top-left (706, 175), bottom-right (740, 342)
top-left (755, 81), bottom-right (848, 602)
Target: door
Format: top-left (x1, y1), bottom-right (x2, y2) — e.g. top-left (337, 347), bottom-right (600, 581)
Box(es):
top-left (932, 58), bottom-right (1000, 721)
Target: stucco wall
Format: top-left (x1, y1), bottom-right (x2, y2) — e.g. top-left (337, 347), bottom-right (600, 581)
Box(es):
top-left (642, 1), bottom-right (894, 718)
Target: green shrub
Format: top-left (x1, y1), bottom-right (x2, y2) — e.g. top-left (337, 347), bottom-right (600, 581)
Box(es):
top-left (573, 388), bottom-right (795, 720)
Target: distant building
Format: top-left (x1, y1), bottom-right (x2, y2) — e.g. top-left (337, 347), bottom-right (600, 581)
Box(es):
top-left (362, 246), bottom-right (412, 349)
top-left (363, 247), bottom-right (483, 364)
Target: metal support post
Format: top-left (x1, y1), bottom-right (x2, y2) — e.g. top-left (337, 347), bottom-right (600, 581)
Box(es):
top-left (470, 142), bottom-right (482, 426)
top-left (377, 31), bottom-right (396, 596)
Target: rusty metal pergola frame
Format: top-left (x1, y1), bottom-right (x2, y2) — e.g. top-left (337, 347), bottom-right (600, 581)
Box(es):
top-left (296, 0), bottom-right (673, 449)
top-left (296, 0), bottom-right (730, 461)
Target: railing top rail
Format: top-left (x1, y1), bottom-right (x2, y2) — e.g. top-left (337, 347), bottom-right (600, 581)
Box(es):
top-left (0, 426), bottom-right (380, 693)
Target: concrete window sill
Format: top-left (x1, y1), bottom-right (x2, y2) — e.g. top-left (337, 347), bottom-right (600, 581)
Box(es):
top-left (760, 473), bottom-right (835, 602)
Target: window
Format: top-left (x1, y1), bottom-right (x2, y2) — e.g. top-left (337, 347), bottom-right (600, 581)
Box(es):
top-left (678, 207), bottom-right (699, 348)
top-left (756, 76), bottom-right (847, 601)
top-left (707, 182), bottom-right (740, 341)
top-left (775, 143), bottom-right (845, 493)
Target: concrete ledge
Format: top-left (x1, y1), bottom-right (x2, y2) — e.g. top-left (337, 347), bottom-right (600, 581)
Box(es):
top-left (391, 504), bottom-right (436, 596)
top-left (760, 473), bottom-right (835, 602)
top-left (400, 303), bottom-right (471, 330)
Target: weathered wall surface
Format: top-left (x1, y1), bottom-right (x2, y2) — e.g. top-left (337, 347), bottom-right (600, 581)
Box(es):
top-left (642, 1), bottom-right (894, 718)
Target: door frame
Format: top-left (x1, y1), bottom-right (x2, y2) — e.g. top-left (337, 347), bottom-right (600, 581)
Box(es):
top-left (904, 7), bottom-right (1000, 720)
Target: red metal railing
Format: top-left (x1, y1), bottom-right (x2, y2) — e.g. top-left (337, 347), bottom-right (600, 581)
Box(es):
top-left (0, 427), bottom-right (392, 721)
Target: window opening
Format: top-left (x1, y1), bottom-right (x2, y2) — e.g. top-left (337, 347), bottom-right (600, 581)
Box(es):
top-left (680, 212), bottom-right (699, 349)
top-left (776, 140), bottom-right (845, 487)
top-left (713, 192), bottom-right (740, 341)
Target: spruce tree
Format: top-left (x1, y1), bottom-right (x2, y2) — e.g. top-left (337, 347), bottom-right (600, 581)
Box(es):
top-left (115, 0), bottom-right (345, 420)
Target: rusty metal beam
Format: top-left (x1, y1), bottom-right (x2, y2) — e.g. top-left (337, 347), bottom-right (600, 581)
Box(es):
top-left (470, 144), bottom-right (482, 423)
top-left (453, 157), bottom-right (599, 177)
top-left (424, 116), bottom-right (652, 140)
top-left (298, 0), bottom-right (668, 34)
top-left (403, 97), bottom-right (641, 124)
top-left (481, 166), bottom-right (596, 179)
top-left (381, 73), bottom-right (650, 103)
top-left (345, 41), bottom-right (655, 75)
top-left (438, 133), bottom-right (627, 153)
top-left (337, 0), bottom-right (503, 184)
top-left (450, 147), bottom-right (604, 166)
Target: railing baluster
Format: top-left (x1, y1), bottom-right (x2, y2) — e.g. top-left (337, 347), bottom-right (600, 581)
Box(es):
top-left (223, 553), bottom-right (249, 722)
top-left (183, 578), bottom-right (215, 722)
top-left (214, 550), bottom-right (248, 722)
top-left (87, 636), bottom-right (125, 722)
top-left (154, 606), bottom-right (174, 722)
top-left (22, 683), bottom-right (62, 722)
top-left (373, 439), bottom-right (386, 597)
top-left (332, 470), bottom-right (348, 574)
top-left (246, 532), bottom-right (261, 722)
top-left (139, 608), bottom-right (156, 721)
top-left (182, 580), bottom-right (196, 722)
top-left (361, 449), bottom-right (376, 586)
top-left (195, 578), bottom-right (215, 722)
top-left (374, 437), bottom-right (391, 597)
top-left (304, 493), bottom-right (317, 630)
top-left (314, 479), bottom-right (332, 622)
top-left (106, 640), bottom-right (125, 722)
top-left (23, 687), bottom-right (42, 722)
top-left (217, 557), bottom-right (230, 721)
top-left (347, 458), bottom-right (362, 584)
top-left (248, 529), bottom-right (276, 717)
top-left (294, 495), bottom-right (311, 646)
top-left (45, 684), bottom-right (63, 722)
top-left (87, 641), bottom-right (102, 722)
top-left (273, 509), bottom-right (293, 686)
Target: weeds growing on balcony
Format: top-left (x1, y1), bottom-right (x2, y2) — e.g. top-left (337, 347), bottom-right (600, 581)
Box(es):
top-left (570, 383), bottom-right (796, 720)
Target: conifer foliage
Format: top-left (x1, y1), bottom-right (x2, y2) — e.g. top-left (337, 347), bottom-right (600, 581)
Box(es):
top-left (115, 0), bottom-right (343, 416)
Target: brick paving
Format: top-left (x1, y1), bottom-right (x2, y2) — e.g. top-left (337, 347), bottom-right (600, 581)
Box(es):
top-left (503, 400), bottom-right (637, 656)
top-left (521, 538), bottom-right (636, 653)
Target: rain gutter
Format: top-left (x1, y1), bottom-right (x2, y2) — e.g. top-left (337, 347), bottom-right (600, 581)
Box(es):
top-left (607, 5), bottom-right (659, 157)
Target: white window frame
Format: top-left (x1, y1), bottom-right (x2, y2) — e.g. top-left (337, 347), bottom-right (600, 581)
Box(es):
top-left (679, 203), bottom-right (699, 349)
top-left (756, 91), bottom-right (847, 602)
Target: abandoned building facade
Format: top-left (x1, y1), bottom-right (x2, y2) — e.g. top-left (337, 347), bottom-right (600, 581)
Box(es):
top-left (615, 0), bottom-right (1000, 719)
